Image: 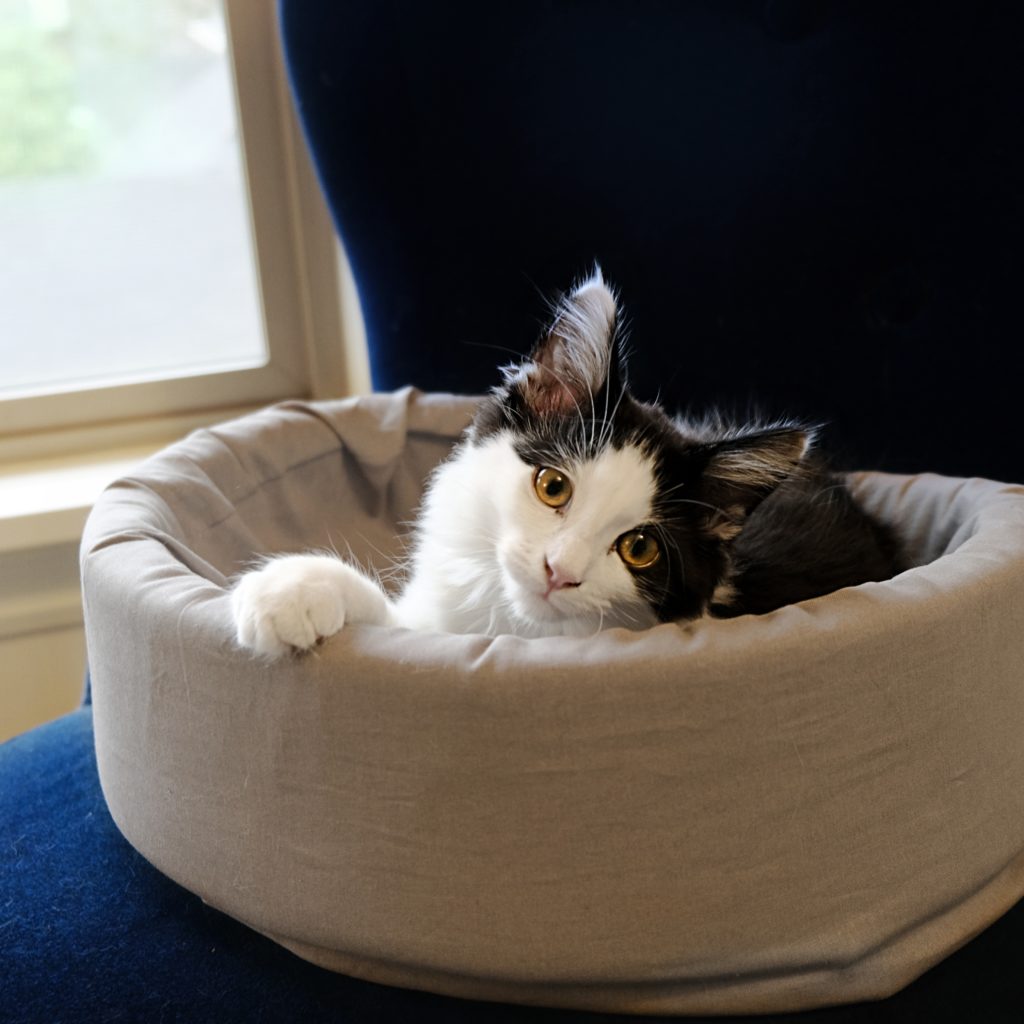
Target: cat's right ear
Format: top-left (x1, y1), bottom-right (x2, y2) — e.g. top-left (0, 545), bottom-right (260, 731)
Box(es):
top-left (508, 268), bottom-right (623, 418)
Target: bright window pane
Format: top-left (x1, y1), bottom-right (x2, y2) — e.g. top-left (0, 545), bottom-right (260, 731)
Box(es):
top-left (0, 0), bottom-right (265, 398)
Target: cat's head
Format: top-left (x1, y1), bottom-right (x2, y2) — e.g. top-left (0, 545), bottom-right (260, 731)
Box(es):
top-left (467, 268), bottom-right (812, 632)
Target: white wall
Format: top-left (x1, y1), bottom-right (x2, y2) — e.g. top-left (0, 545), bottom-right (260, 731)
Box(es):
top-left (0, 541), bottom-right (86, 742)
top-left (0, 628), bottom-right (86, 743)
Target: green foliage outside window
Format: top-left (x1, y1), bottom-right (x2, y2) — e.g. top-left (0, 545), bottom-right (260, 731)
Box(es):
top-left (0, 0), bottom-right (220, 178)
top-left (0, 26), bottom-right (97, 177)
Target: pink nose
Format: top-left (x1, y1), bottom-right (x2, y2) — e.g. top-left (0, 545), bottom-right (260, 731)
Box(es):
top-left (544, 558), bottom-right (581, 592)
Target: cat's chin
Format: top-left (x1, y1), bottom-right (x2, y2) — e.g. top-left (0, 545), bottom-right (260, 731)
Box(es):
top-left (506, 584), bottom-right (595, 635)
top-left (513, 592), bottom-right (568, 623)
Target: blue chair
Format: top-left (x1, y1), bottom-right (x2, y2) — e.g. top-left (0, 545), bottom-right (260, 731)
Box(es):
top-left (4, 2), bottom-right (1022, 1019)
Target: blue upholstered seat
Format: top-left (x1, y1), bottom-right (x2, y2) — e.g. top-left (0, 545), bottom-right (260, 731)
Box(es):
top-left (3, 708), bottom-right (1024, 1021)
top-left (3, 1), bottom-right (1022, 1019)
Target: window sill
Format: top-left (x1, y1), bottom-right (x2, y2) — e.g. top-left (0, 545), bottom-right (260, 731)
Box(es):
top-left (0, 403), bottom-right (266, 555)
top-left (0, 445), bottom-right (159, 554)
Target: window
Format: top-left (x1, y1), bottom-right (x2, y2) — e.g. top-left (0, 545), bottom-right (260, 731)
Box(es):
top-left (0, 1), bottom-right (366, 740)
top-left (0, 0), bottom-right (362, 451)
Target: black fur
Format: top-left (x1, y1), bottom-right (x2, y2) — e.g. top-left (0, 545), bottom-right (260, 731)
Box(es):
top-left (471, 278), bottom-right (904, 623)
top-left (714, 463), bottom-right (905, 618)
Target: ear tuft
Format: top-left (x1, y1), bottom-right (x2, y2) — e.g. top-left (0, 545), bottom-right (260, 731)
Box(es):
top-left (569, 263), bottom-right (617, 323)
top-left (516, 268), bottom-right (620, 417)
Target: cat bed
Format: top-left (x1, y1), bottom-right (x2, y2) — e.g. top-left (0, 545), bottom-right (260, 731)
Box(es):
top-left (81, 388), bottom-right (1024, 1016)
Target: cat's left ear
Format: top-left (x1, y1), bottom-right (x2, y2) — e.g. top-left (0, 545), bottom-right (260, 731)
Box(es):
top-left (512, 268), bottom-right (624, 417)
top-left (697, 427), bottom-right (813, 540)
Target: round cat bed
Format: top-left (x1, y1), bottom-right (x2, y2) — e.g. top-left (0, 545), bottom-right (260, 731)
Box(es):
top-left (81, 388), bottom-right (1024, 1016)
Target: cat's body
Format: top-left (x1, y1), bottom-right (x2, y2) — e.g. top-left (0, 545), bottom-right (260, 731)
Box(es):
top-left (231, 271), bottom-right (903, 657)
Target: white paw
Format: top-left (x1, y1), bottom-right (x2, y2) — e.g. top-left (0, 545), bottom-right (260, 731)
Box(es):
top-left (231, 556), bottom-right (349, 658)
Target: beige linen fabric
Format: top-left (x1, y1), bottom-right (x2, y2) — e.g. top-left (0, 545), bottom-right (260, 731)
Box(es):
top-left (81, 389), bottom-right (1024, 1015)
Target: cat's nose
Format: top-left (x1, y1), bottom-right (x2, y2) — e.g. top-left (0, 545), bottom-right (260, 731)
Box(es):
top-left (544, 558), bottom-right (582, 591)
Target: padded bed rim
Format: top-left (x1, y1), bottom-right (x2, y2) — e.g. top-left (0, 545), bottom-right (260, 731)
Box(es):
top-left (81, 390), bottom-right (1024, 1015)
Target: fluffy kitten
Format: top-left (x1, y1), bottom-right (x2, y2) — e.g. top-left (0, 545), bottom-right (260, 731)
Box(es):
top-left (231, 270), bottom-right (902, 656)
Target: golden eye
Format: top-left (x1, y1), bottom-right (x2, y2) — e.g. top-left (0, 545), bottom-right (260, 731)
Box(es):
top-left (616, 529), bottom-right (661, 570)
top-left (534, 467), bottom-right (573, 508)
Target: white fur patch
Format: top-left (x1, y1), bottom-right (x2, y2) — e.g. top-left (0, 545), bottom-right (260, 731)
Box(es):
top-left (396, 431), bottom-right (659, 637)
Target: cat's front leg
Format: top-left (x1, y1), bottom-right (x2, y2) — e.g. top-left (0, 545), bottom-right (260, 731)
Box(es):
top-left (230, 554), bottom-right (394, 658)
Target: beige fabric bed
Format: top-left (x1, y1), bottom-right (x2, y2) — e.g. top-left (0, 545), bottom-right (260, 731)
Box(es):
top-left (81, 388), bottom-right (1024, 1015)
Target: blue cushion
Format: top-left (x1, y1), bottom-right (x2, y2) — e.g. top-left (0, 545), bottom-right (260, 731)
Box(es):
top-left (0, 710), bottom-right (433, 1022)
top-left (2, 708), bottom-right (1022, 1021)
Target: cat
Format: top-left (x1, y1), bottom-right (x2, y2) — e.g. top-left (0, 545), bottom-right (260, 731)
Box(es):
top-left (231, 269), bottom-right (903, 657)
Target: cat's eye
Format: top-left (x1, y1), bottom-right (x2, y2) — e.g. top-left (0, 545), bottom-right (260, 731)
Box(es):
top-left (616, 530), bottom-right (661, 570)
top-left (534, 467), bottom-right (573, 508)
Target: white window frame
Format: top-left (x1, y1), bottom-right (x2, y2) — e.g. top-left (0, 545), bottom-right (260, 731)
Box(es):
top-left (0, 0), bottom-right (365, 461)
top-left (0, 1), bottom-right (368, 739)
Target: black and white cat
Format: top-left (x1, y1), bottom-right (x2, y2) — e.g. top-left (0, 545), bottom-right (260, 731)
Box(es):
top-left (231, 270), bottom-right (902, 656)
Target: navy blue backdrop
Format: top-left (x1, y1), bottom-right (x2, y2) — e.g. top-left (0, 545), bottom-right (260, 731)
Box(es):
top-left (283, 0), bottom-right (1023, 481)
